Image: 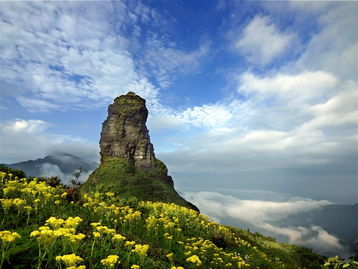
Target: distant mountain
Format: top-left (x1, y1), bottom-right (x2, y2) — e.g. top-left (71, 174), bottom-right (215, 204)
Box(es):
top-left (3, 153), bottom-right (98, 182)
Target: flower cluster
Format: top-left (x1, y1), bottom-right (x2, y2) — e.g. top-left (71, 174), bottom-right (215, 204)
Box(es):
top-left (112, 233), bottom-right (126, 242)
top-left (56, 254), bottom-right (85, 268)
top-left (186, 254), bottom-right (202, 266)
top-left (83, 193), bottom-right (142, 225)
top-left (30, 216), bottom-right (85, 246)
top-left (0, 230), bottom-right (21, 243)
top-left (100, 254), bottom-right (120, 268)
top-left (132, 244), bottom-right (149, 257)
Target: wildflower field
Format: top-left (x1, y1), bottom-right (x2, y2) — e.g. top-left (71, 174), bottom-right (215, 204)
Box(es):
top-left (0, 170), bottom-right (355, 268)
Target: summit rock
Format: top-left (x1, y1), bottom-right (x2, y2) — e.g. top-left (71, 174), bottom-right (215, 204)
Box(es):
top-left (83, 92), bottom-right (198, 211)
top-left (99, 92), bottom-right (155, 169)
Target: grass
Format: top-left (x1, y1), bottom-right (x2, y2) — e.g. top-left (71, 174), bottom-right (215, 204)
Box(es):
top-left (82, 157), bottom-right (197, 210)
top-left (1, 167), bottom-right (355, 269)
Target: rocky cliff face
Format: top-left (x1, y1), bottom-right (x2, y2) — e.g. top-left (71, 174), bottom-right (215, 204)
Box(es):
top-left (84, 92), bottom-right (198, 211)
top-left (100, 92), bottom-right (155, 169)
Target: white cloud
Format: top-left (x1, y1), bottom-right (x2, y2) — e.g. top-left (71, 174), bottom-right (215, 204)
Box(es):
top-left (7, 118), bottom-right (51, 133)
top-left (235, 16), bottom-right (295, 65)
top-left (143, 39), bottom-right (210, 88)
top-left (238, 71), bottom-right (338, 104)
top-left (39, 163), bottom-right (93, 184)
top-left (148, 114), bottom-right (185, 131)
top-left (0, 1), bottom-right (206, 113)
top-left (183, 191), bottom-right (352, 257)
top-left (259, 223), bottom-right (351, 257)
top-left (148, 102), bottom-right (234, 130)
top-left (294, 3), bottom-right (358, 80)
top-left (303, 82), bottom-right (358, 130)
top-left (17, 97), bottom-right (60, 112)
top-left (39, 163), bottom-right (66, 179)
top-left (304, 226), bottom-right (348, 255)
top-left (49, 143), bottom-right (99, 163)
top-left (179, 104), bottom-right (233, 128)
top-left (0, 118), bottom-right (97, 163)
top-left (184, 191), bottom-right (332, 223)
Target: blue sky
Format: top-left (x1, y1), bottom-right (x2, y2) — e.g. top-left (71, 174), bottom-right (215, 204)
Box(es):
top-left (0, 0), bottom-right (357, 208)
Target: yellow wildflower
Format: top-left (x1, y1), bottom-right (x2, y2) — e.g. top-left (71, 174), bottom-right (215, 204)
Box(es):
top-left (64, 217), bottom-right (83, 228)
top-left (0, 231), bottom-right (21, 242)
top-left (23, 205), bottom-right (32, 212)
top-left (101, 255), bottom-right (119, 268)
top-left (0, 199), bottom-right (13, 210)
top-left (112, 234), bottom-right (126, 242)
top-left (105, 192), bottom-right (114, 197)
top-left (56, 254), bottom-right (84, 267)
top-left (166, 253), bottom-right (174, 261)
top-left (132, 244), bottom-right (149, 257)
top-left (186, 255), bottom-right (202, 266)
top-left (125, 240), bottom-right (136, 248)
top-left (30, 230), bottom-right (40, 237)
top-left (93, 232), bottom-right (101, 238)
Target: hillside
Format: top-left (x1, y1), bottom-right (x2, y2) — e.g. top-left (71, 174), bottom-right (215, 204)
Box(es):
top-left (0, 171), bottom-right (328, 269)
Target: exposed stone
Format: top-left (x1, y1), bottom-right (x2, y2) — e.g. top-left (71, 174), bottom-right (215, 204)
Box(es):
top-left (84, 92), bottom-right (198, 211)
top-left (100, 92), bottom-right (155, 169)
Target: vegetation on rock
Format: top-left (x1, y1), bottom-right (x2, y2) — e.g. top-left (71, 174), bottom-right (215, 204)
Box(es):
top-left (83, 157), bottom-right (197, 211)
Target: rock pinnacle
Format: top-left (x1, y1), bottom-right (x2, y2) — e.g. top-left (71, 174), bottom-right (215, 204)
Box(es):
top-left (100, 91), bottom-right (155, 169)
top-left (84, 92), bottom-right (198, 211)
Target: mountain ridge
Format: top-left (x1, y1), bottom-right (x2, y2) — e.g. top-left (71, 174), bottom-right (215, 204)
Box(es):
top-left (3, 153), bottom-right (98, 181)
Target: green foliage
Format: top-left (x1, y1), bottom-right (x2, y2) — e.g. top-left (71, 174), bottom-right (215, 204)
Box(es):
top-left (0, 164), bottom-right (26, 179)
top-left (82, 157), bottom-right (192, 210)
top-left (0, 174), bottom-right (329, 268)
top-left (322, 255), bottom-right (358, 269)
top-left (114, 93), bottom-right (146, 115)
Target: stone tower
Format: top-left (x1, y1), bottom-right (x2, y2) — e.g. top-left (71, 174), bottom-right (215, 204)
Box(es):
top-left (99, 92), bottom-right (155, 169)
top-left (84, 92), bottom-right (198, 211)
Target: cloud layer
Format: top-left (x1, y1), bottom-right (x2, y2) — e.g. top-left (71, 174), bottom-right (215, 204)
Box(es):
top-left (183, 191), bottom-right (352, 257)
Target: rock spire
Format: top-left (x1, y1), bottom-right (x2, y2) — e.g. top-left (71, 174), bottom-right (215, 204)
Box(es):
top-left (99, 92), bottom-right (155, 169)
top-left (84, 92), bottom-right (198, 211)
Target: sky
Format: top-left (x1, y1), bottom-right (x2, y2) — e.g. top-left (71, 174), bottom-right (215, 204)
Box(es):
top-left (0, 0), bottom-right (357, 255)
top-left (0, 1), bottom-right (357, 199)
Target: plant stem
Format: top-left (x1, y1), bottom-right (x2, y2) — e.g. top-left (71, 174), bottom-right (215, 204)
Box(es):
top-left (0, 246), bottom-right (6, 269)
top-left (37, 244), bottom-right (42, 269)
top-left (26, 212), bottom-right (30, 226)
top-left (90, 239), bottom-right (96, 267)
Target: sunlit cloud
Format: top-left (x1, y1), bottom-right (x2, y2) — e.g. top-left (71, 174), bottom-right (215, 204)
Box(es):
top-left (234, 16), bottom-right (295, 65)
